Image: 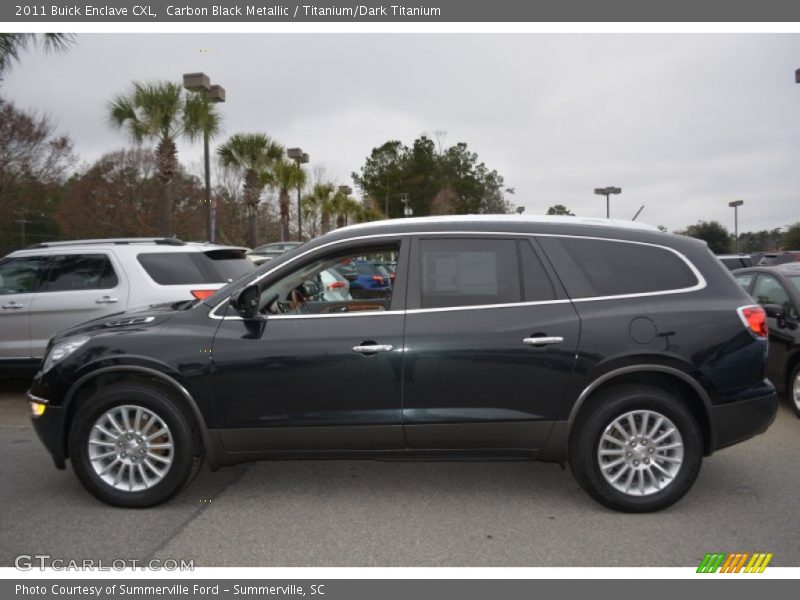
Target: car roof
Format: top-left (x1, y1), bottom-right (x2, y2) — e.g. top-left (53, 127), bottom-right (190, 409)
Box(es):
top-left (7, 238), bottom-right (246, 257)
top-left (337, 214), bottom-right (660, 235)
top-left (733, 264), bottom-right (800, 276)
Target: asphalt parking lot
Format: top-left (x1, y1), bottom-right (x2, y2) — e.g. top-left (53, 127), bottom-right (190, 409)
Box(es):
top-left (1, 377), bottom-right (798, 568)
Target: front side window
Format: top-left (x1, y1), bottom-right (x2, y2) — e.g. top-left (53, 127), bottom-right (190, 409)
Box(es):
top-left (752, 274), bottom-right (798, 319)
top-left (0, 256), bottom-right (47, 295)
top-left (42, 254), bottom-right (118, 292)
top-left (253, 245), bottom-right (400, 315)
top-left (419, 238), bottom-right (521, 309)
top-left (734, 273), bottom-right (755, 293)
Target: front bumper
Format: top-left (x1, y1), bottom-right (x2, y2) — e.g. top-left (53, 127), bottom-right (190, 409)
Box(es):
top-left (710, 387), bottom-right (778, 451)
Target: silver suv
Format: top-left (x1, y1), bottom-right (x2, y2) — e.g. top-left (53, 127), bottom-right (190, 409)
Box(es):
top-left (0, 238), bottom-right (253, 373)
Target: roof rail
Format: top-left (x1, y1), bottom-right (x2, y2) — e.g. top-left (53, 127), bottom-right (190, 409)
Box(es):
top-left (26, 238), bottom-right (186, 249)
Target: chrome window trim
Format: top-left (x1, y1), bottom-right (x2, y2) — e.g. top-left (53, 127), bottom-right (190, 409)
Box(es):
top-left (209, 230), bottom-right (706, 321)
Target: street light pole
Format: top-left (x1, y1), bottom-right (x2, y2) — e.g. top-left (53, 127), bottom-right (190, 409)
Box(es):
top-left (287, 148), bottom-right (309, 240)
top-left (183, 73), bottom-right (225, 242)
top-left (593, 186), bottom-right (622, 218)
top-left (729, 200), bottom-right (744, 253)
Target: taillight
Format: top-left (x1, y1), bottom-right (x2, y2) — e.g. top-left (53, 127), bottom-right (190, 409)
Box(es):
top-left (327, 281), bottom-right (346, 290)
top-left (191, 289), bottom-right (215, 300)
top-left (737, 305), bottom-right (768, 338)
top-left (372, 275), bottom-right (384, 283)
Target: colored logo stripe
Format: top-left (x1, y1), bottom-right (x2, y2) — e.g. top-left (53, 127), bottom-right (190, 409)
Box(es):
top-left (697, 552), bottom-right (772, 573)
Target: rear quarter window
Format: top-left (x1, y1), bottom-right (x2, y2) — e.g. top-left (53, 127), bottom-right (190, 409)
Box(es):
top-left (138, 251), bottom-right (254, 285)
top-left (538, 236), bottom-right (699, 299)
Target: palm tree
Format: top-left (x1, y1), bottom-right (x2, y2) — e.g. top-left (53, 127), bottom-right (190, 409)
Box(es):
top-left (303, 183), bottom-right (336, 234)
top-left (0, 34), bottom-right (74, 82)
top-left (217, 133), bottom-right (284, 247)
top-left (108, 80), bottom-right (220, 236)
top-left (266, 159), bottom-right (307, 242)
top-left (331, 191), bottom-right (361, 229)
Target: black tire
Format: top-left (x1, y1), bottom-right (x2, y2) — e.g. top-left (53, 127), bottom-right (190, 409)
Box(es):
top-left (789, 364), bottom-right (800, 419)
top-left (68, 383), bottom-right (203, 507)
top-left (569, 384), bottom-right (702, 513)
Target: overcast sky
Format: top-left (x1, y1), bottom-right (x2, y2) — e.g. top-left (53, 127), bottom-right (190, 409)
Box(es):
top-left (4, 33), bottom-right (800, 232)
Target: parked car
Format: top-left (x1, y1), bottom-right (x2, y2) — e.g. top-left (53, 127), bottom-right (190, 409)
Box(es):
top-left (754, 251), bottom-right (800, 266)
top-left (0, 238), bottom-right (253, 374)
top-left (346, 260), bottom-right (392, 299)
top-left (28, 216), bottom-right (776, 512)
top-left (732, 263), bottom-right (800, 417)
top-left (317, 268), bottom-right (351, 302)
top-left (246, 242), bottom-right (303, 265)
top-left (716, 254), bottom-right (753, 271)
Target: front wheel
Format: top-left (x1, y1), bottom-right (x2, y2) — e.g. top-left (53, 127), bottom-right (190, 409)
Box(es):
top-left (68, 383), bottom-right (203, 507)
top-left (789, 364), bottom-right (800, 418)
top-left (569, 384), bottom-right (702, 512)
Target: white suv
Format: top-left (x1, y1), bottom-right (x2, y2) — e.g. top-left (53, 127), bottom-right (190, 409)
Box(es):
top-left (0, 238), bottom-right (253, 373)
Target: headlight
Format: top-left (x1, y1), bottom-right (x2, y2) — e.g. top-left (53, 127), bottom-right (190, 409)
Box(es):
top-left (42, 336), bottom-right (90, 373)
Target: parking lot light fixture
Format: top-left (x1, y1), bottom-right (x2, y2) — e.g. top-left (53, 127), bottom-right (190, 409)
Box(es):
top-left (287, 148), bottom-right (309, 240)
top-left (729, 199), bottom-right (744, 253)
top-left (594, 186), bottom-right (622, 218)
top-left (183, 72), bottom-right (225, 243)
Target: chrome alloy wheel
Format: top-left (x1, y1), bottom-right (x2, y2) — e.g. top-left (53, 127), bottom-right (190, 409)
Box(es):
top-left (597, 410), bottom-right (684, 496)
top-left (87, 404), bottom-right (174, 492)
top-left (793, 372), bottom-right (800, 412)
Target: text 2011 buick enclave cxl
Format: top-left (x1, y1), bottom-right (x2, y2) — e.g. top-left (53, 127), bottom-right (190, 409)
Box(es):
top-left (28, 216), bottom-right (778, 512)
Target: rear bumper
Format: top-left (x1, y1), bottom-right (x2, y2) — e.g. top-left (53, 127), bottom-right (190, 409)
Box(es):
top-left (710, 388), bottom-right (778, 452)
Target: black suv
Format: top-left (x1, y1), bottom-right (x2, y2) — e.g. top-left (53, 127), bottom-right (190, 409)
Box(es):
top-left (28, 216), bottom-right (777, 512)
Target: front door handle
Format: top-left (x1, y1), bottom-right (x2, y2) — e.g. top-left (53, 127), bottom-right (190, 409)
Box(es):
top-left (95, 296), bottom-right (119, 304)
top-left (1, 302), bottom-right (24, 309)
top-left (352, 343), bottom-right (394, 354)
top-left (523, 336), bottom-right (564, 346)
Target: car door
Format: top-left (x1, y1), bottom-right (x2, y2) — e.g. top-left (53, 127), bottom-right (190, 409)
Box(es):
top-left (750, 273), bottom-right (798, 385)
top-left (29, 252), bottom-right (129, 357)
top-left (0, 255), bottom-right (48, 359)
top-left (402, 235), bottom-right (580, 450)
top-left (210, 238), bottom-right (408, 453)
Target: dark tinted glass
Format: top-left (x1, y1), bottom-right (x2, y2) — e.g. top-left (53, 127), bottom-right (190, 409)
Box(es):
top-left (202, 249), bottom-right (254, 281)
top-left (521, 241), bottom-right (555, 301)
top-left (355, 262), bottom-right (380, 275)
top-left (137, 253), bottom-right (206, 285)
top-left (0, 256), bottom-right (46, 295)
top-left (734, 273), bottom-right (755, 292)
top-left (752, 274), bottom-right (797, 319)
top-left (43, 254), bottom-right (118, 292)
top-left (543, 237), bottom-right (698, 298)
top-left (420, 238), bottom-right (521, 308)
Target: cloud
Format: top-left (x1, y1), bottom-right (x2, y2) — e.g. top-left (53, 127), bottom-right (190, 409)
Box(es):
top-left (4, 33), bottom-right (799, 232)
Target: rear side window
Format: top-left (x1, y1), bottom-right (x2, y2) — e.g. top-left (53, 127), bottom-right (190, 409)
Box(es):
top-left (137, 253), bottom-right (205, 285)
top-left (539, 237), bottom-right (698, 298)
top-left (419, 238), bottom-right (521, 308)
top-left (521, 241), bottom-right (556, 301)
top-left (734, 273), bottom-right (755, 293)
top-left (138, 251), bottom-right (254, 285)
top-left (42, 254), bottom-right (118, 292)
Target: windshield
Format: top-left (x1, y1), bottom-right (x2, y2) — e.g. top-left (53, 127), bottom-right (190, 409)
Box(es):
top-left (202, 241), bottom-right (308, 307)
top-left (789, 276), bottom-right (800, 295)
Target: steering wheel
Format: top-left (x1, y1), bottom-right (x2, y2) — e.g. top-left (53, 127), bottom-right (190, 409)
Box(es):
top-left (289, 288), bottom-right (310, 314)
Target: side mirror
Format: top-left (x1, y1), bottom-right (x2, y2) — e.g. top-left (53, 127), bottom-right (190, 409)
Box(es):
top-left (229, 284), bottom-right (261, 319)
top-left (763, 303), bottom-right (784, 319)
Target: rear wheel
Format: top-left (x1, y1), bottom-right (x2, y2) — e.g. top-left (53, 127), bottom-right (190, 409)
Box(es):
top-left (69, 383), bottom-right (203, 507)
top-left (790, 364), bottom-right (800, 418)
top-left (569, 384), bottom-right (702, 512)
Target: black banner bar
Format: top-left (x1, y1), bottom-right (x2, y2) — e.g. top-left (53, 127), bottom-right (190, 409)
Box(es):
top-left (4, 0), bottom-right (800, 23)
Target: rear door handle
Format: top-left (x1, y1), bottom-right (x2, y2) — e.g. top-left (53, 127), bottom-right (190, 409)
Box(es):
top-left (352, 344), bottom-right (394, 354)
top-left (95, 296), bottom-right (119, 304)
top-left (523, 336), bottom-right (564, 346)
top-left (1, 302), bottom-right (24, 309)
